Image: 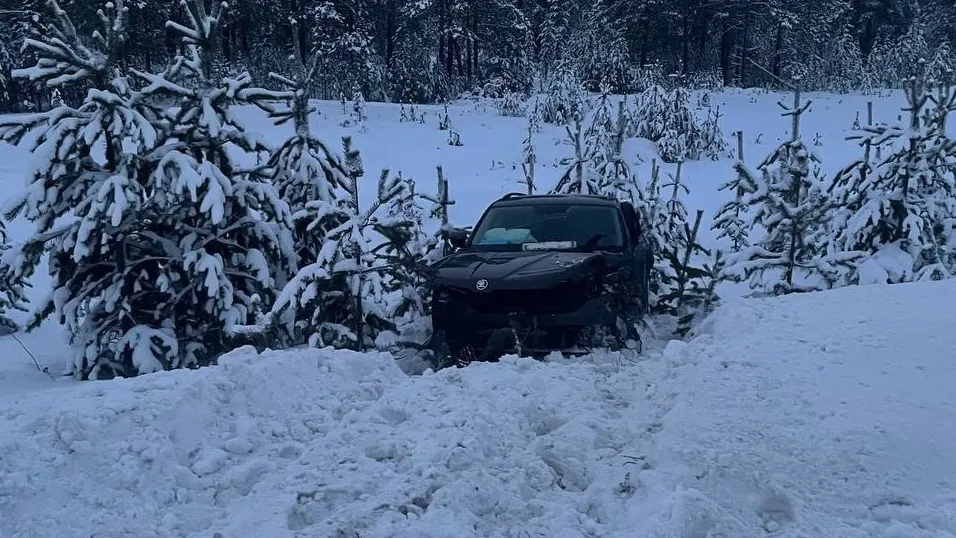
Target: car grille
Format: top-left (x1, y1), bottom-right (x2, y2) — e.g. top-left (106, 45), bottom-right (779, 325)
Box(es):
top-left (461, 280), bottom-right (591, 315)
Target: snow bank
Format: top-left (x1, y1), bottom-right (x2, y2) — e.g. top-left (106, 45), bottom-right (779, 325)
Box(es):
top-left (636, 280), bottom-right (956, 537)
top-left (4, 280), bottom-right (956, 538)
top-left (0, 346), bottom-right (669, 538)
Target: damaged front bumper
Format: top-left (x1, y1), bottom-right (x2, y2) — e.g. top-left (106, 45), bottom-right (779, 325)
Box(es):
top-left (432, 286), bottom-right (622, 359)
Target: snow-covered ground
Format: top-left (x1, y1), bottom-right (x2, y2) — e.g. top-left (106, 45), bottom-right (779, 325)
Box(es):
top-left (2, 277), bottom-right (955, 537)
top-left (2, 89), bottom-right (956, 537)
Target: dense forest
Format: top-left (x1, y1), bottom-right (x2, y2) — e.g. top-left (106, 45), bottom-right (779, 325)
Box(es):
top-left (1, 0), bottom-right (955, 111)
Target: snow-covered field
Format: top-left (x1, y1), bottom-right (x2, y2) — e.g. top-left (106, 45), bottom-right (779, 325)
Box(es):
top-left (2, 277), bottom-right (955, 537)
top-left (2, 89), bottom-right (956, 537)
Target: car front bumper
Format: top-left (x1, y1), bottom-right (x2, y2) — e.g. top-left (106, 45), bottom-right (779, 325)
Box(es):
top-left (432, 289), bottom-right (618, 337)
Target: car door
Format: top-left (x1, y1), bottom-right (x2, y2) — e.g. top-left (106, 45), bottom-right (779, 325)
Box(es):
top-left (620, 202), bottom-right (652, 315)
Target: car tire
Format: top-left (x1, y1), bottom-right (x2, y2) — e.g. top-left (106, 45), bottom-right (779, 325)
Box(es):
top-left (429, 329), bottom-right (455, 369)
top-left (431, 329), bottom-right (480, 368)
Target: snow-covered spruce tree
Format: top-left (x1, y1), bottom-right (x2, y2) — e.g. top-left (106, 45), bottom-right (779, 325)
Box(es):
top-left (246, 35), bottom-right (431, 348)
top-left (713, 132), bottom-right (759, 252)
top-left (371, 175), bottom-right (431, 327)
top-left (270, 137), bottom-right (408, 350)
top-left (722, 86), bottom-right (856, 295)
top-left (0, 219), bottom-right (27, 335)
top-left (241, 21), bottom-right (351, 271)
top-left (494, 91), bottom-right (526, 117)
top-left (656, 163), bottom-right (691, 302)
top-left (671, 211), bottom-right (720, 337)
top-left (866, 24), bottom-right (933, 90)
top-left (551, 111), bottom-right (601, 195)
top-left (521, 115), bottom-right (537, 194)
top-left (656, 87), bottom-right (698, 162)
top-left (628, 84), bottom-right (669, 141)
top-left (553, 91), bottom-right (646, 202)
top-left (587, 94), bottom-right (648, 205)
top-left (637, 161), bottom-right (673, 309)
top-left (0, 0), bottom-right (179, 378)
top-left (647, 162), bottom-right (716, 323)
top-left (351, 89), bottom-right (367, 123)
top-left (551, 93), bottom-right (620, 196)
top-left (927, 43), bottom-right (956, 84)
top-left (0, 40), bottom-right (10, 110)
top-left (129, 0), bottom-right (293, 369)
top-left (629, 85), bottom-right (727, 163)
top-left (419, 167), bottom-right (458, 264)
top-left (567, 1), bottom-right (631, 92)
top-left (539, 64), bottom-right (589, 124)
top-left (829, 69), bottom-right (956, 283)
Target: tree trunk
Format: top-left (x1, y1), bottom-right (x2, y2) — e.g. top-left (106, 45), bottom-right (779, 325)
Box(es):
top-left (695, 2), bottom-right (708, 71)
top-left (385, 0), bottom-right (396, 69)
top-left (739, 11), bottom-right (750, 86)
top-left (772, 23), bottom-right (784, 82)
top-left (719, 15), bottom-right (732, 83)
top-left (681, 16), bottom-right (690, 73)
top-left (471, 11), bottom-right (479, 80)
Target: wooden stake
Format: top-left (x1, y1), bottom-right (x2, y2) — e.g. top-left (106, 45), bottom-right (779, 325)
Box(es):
top-left (436, 166), bottom-right (448, 226)
top-left (776, 77), bottom-right (811, 142)
top-left (791, 86), bottom-right (801, 141)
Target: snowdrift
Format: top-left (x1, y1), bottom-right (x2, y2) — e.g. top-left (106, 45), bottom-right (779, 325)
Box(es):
top-left (3, 280), bottom-right (956, 538)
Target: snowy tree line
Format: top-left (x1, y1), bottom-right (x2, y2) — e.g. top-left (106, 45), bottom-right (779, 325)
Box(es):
top-left (714, 67), bottom-right (956, 295)
top-left (3, 0), bottom-right (956, 112)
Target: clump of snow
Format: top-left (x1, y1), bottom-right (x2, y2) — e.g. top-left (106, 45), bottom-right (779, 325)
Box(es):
top-left (3, 280), bottom-right (956, 537)
top-left (662, 338), bottom-right (689, 363)
top-left (856, 242), bottom-right (915, 284)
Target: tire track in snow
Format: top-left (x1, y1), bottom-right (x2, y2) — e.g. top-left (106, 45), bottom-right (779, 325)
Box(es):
top-left (205, 350), bottom-right (668, 538)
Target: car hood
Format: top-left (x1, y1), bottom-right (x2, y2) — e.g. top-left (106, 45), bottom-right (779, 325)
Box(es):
top-left (429, 250), bottom-right (608, 291)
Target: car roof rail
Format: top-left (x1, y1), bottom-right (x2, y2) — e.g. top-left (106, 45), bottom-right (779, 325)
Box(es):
top-left (498, 192), bottom-right (527, 200)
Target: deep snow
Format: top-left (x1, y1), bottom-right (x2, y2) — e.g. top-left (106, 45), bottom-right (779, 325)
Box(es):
top-left (2, 279), bottom-right (956, 537)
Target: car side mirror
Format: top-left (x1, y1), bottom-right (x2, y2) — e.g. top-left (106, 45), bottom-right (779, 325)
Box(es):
top-left (445, 228), bottom-right (470, 249)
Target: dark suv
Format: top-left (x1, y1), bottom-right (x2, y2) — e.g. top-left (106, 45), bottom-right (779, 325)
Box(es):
top-left (427, 193), bottom-right (653, 366)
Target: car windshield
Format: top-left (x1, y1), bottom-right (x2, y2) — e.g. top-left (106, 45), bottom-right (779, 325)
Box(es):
top-left (469, 202), bottom-right (625, 252)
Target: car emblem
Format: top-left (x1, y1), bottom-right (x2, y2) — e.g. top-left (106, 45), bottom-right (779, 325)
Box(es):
top-left (475, 279), bottom-right (489, 291)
